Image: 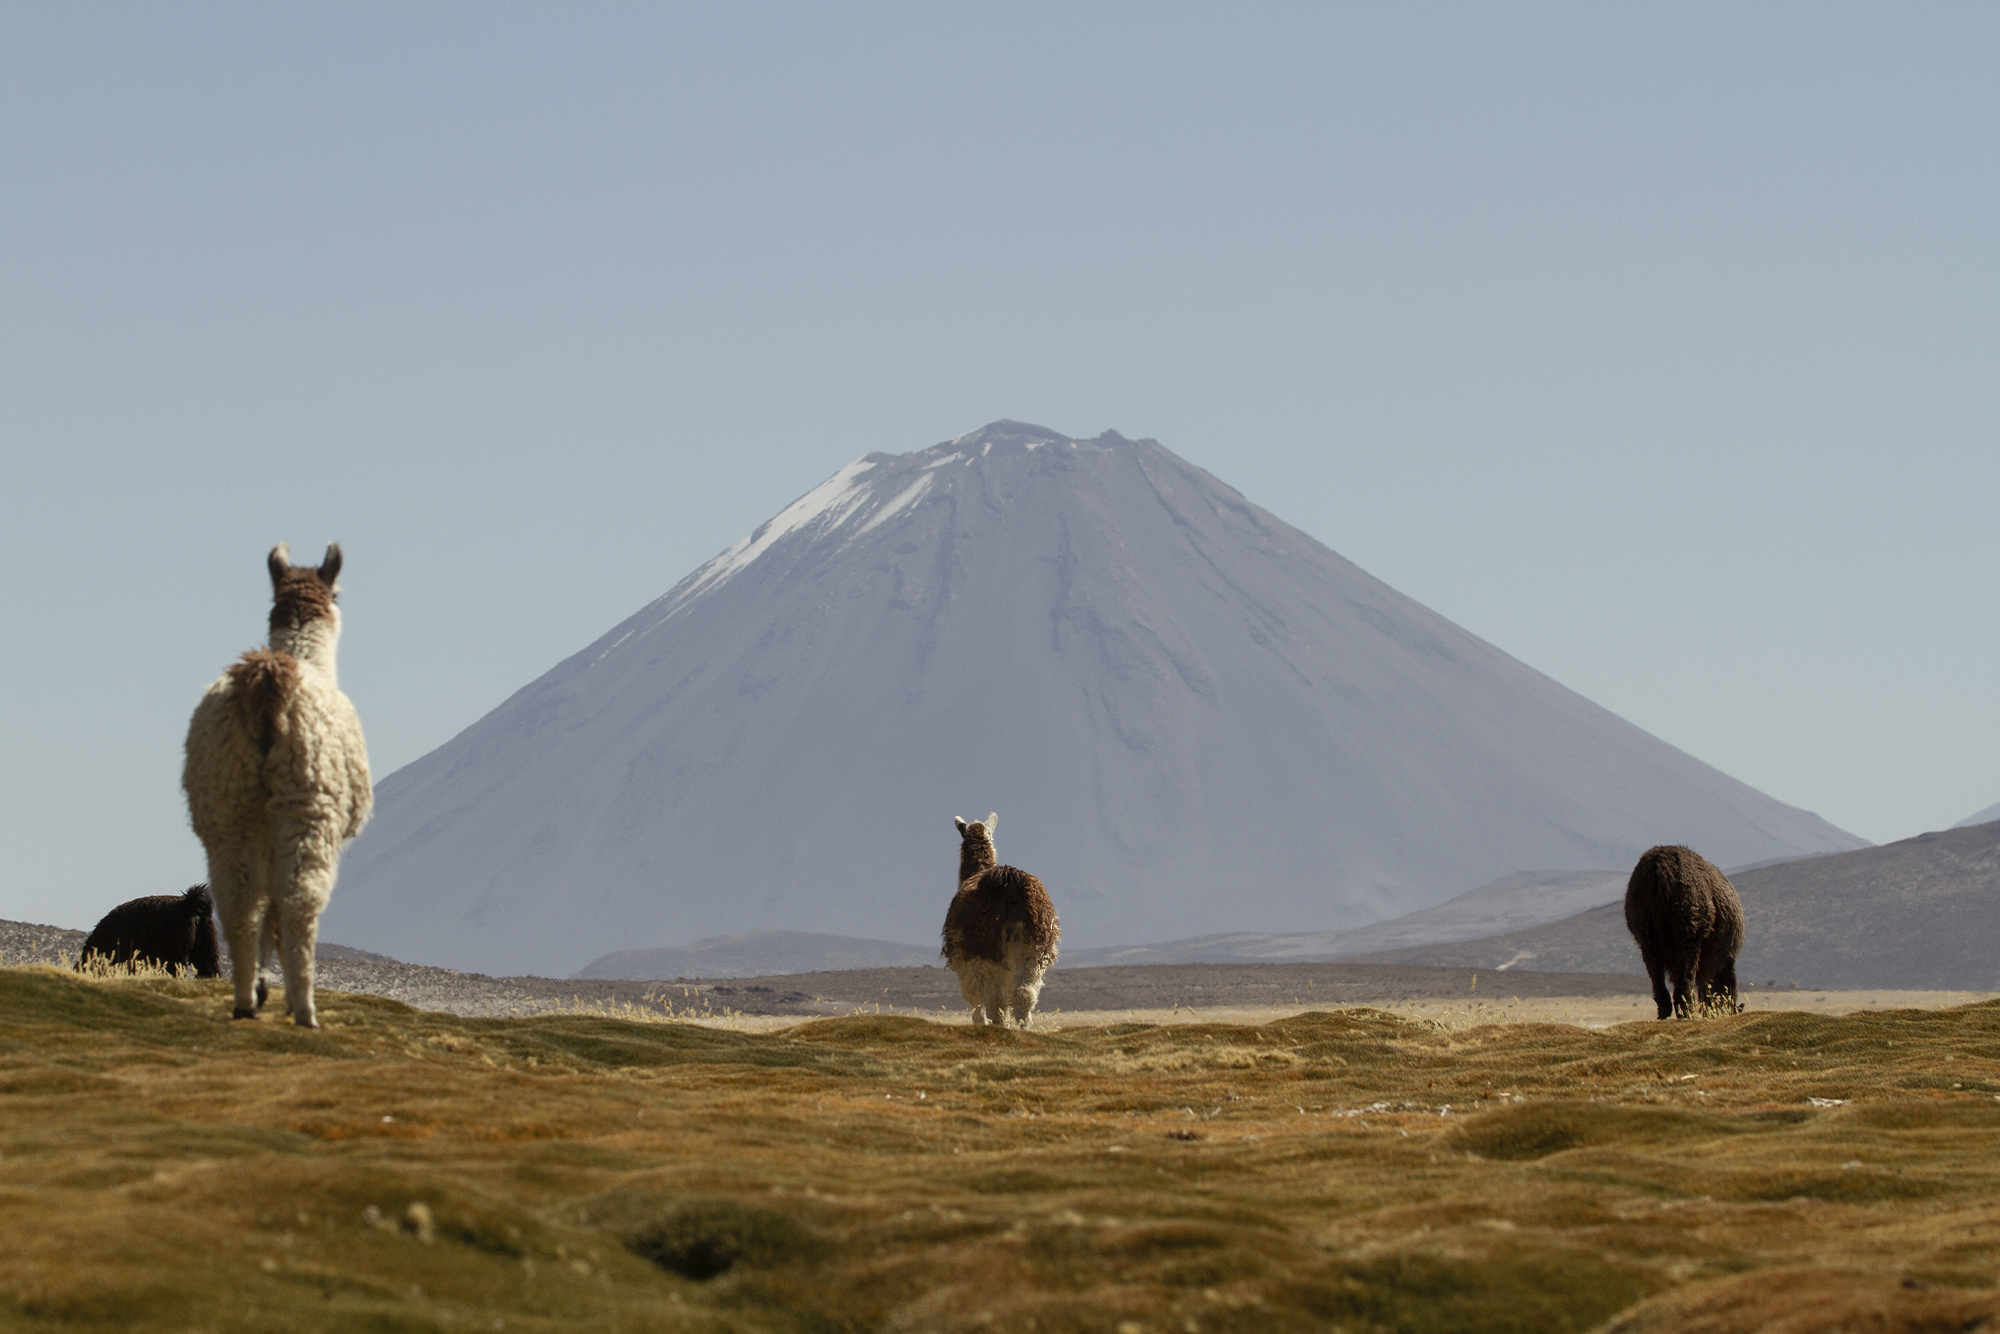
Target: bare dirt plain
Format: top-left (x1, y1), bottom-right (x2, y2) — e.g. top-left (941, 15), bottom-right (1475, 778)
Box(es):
top-left (8, 960), bottom-right (2000, 1333)
top-left (13, 917), bottom-right (1989, 1030)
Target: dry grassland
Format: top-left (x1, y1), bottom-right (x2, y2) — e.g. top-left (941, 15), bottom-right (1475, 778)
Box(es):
top-left (6, 965), bottom-right (2000, 1333)
top-left (1050, 989), bottom-right (2000, 1036)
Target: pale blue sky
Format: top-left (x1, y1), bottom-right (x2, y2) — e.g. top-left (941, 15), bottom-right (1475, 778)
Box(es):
top-left (3, 4), bottom-right (1994, 932)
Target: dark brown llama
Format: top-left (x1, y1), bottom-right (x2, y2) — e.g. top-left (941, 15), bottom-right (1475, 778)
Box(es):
top-left (942, 813), bottom-right (1060, 1028)
top-left (77, 885), bottom-right (222, 978)
top-left (1624, 844), bottom-right (1745, 1019)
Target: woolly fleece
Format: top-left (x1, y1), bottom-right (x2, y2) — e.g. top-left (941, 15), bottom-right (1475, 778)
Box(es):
top-left (183, 543), bottom-right (371, 1027)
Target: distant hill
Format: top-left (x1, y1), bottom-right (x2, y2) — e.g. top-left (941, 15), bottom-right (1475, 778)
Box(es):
top-left (1061, 869), bottom-right (1628, 966)
top-left (572, 872), bottom-right (1630, 976)
top-left (1342, 821), bottom-right (2000, 990)
top-left (0, 919), bottom-right (85, 967)
top-left (1956, 801), bottom-right (2000, 829)
top-left (576, 931), bottom-right (937, 980)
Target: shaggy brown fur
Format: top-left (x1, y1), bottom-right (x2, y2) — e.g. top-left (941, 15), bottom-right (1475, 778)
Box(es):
top-left (1624, 844), bottom-right (1745, 1019)
top-left (224, 650), bottom-right (301, 756)
top-left (942, 815), bottom-right (1061, 1028)
top-left (944, 866), bottom-right (1056, 965)
top-left (78, 885), bottom-right (222, 978)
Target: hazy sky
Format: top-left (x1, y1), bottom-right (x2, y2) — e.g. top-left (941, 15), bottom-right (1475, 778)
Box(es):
top-left (4, 4), bottom-right (1994, 933)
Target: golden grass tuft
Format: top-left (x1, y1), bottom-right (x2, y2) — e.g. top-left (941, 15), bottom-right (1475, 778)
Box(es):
top-left (5, 965), bottom-right (2000, 1331)
top-left (62, 953), bottom-right (182, 982)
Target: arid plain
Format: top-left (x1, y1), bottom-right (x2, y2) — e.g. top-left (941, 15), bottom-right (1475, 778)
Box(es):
top-left (6, 963), bottom-right (2000, 1333)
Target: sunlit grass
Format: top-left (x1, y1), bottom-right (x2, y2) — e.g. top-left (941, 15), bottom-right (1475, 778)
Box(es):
top-left (28, 951), bottom-right (180, 981)
top-left (493, 986), bottom-right (750, 1027)
top-left (5, 963), bottom-right (2000, 1331)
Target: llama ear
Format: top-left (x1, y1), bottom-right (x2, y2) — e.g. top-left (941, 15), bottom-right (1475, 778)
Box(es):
top-left (267, 544), bottom-right (291, 587)
top-left (318, 543), bottom-right (343, 587)
top-left (985, 812), bottom-right (998, 834)
top-left (953, 817), bottom-right (968, 835)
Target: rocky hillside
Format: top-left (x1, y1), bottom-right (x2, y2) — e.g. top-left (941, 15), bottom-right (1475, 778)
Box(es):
top-left (1344, 821), bottom-right (2000, 990)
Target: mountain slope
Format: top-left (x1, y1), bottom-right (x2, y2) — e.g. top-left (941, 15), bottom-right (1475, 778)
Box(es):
top-left (1956, 802), bottom-right (2000, 829)
top-left (323, 422), bottom-right (1863, 976)
top-left (1060, 869), bottom-right (1630, 967)
top-left (1344, 821), bottom-right (2000, 990)
top-left (575, 932), bottom-right (938, 981)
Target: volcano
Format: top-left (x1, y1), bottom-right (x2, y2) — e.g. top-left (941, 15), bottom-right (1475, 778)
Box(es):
top-left (322, 421), bottom-right (1863, 976)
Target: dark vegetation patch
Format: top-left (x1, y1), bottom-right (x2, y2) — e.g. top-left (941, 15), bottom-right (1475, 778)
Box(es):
top-left (1841, 1101), bottom-right (2000, 1132)
top-left (594, 1194), bottom-right (826, 1280)
top-left (1601, 1266), bottom-right (2000, 1332)
top-left (1295, 1246), bottom-right (1660, 1334)
top-left (1451, 1102), bottom-right (1736, 1161)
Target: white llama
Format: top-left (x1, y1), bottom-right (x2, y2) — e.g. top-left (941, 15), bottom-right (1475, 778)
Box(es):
top-left (182, 543), bottom-right (372, 1028)
top-left (942, 814), bottom-right (1060, 1028)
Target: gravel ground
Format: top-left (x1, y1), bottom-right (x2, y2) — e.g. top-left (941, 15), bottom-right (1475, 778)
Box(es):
top-left (0, 919), bottom-right (87, 969)
top-left (7, 916), bottom-right (1650, 1019)
top-left (9, 919), bottom-right (1987, 1031)
top-left (0, 922), bottom-right (705, 1019)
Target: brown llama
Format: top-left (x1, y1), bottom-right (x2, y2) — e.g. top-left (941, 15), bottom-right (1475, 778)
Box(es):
top-left (942, 813), bottom-right (1060, 1028)
top-left (182, 544), bottom-right (372, 1028)
top-left (1624, 844), bottom-right (1745, 1019)
top-left (77, 885), bottom-right (222, 978)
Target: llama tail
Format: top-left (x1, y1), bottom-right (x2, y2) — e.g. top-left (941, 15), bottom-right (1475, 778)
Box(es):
top-left (225, 649), bottom-right (301, 755)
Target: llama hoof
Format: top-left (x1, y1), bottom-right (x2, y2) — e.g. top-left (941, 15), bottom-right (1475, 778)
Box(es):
top-left (231, 1007), bottom-right (259, 1020)
top-left (292, 1015), bottom-right (319, 1029)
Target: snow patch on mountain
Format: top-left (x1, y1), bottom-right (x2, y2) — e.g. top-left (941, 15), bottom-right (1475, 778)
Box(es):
top-left (659, 457), bottom-right (880, 616)
top-left (858, 473), bottom-right (936, 535)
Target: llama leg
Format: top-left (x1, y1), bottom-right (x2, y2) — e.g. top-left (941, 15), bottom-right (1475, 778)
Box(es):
top-left (205, 853), bottom-right (268, 1018)
top-left (953, 964), bottom-right (989, 1025)
top-left (983, 971), bottom-right (1013, 1030)
top-left (1010, 980), bottom-right (1040, 1028)
top-left (272, 820), bottom-right (336, 1028)
top-left (1009, 951), bottom-right (1043, 1028)
top-left (275, 896), bottom-right (322, 1029)
top-left (248, 837), bottom-right (277, 1011)
top-left (965, 960), bottom-right (1007, 1027)
top-left (1634, 933), bottom-right (1673, 1020)
top-left (225, 891), bottom-right (267, 1018)
top-left (1699, 954), bottom-right (1741, 1016)
top-left (1715, 958), bottom-right (1742, 1014)
top-left (1006, 946), bottom-right (1028, 1027)
top-left (258, 913), bottom-right (280, 1012)
top-left (1670, 943), bottom-right (1701, 1018)
top-left (1691, 946), bottom-right (1713, 1016)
